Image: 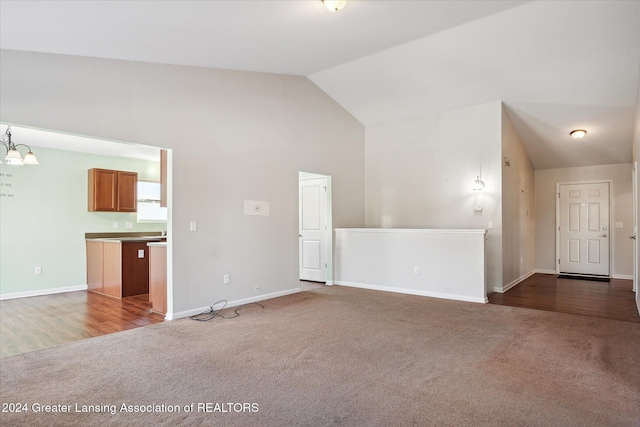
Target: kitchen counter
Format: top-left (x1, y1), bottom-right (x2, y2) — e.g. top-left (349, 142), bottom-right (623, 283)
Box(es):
top-left (147, 241), bottom-right (167, 247)
top-left (85, 232), bottom-right (166, 243)
top-left (86, 233), bottom-right (165, 299)
top-left (86, 236), bottom-right (166, 243)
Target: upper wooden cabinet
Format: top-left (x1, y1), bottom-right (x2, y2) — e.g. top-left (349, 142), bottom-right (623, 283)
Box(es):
top-left (88, 168), bottom-right (138, 212)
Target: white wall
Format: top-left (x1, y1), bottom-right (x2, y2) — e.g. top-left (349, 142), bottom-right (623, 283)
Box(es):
top-left (0, 145), bottom-right (163, 296)
top-left (535, 164), bottom-right (634, 277)
top-left (0, 49), bottom-right (366, 317)
top-left (501, 107), bottom-right (535, 290)
top-left (365, 101), bottom-right (502, 294)
top-left (335, 228), bottom-right (487, 303)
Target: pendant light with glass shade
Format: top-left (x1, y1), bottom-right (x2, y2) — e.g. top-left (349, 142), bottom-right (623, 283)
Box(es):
top-left (1, 126), bottom-right (39, 165)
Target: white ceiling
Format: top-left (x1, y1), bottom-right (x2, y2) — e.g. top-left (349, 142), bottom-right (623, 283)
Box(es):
top-left (1, 0), bottom-right (639, 169)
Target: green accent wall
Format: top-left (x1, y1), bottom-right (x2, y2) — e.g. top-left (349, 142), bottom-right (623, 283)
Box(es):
top-left (0, 145), bottom-right (166, 296)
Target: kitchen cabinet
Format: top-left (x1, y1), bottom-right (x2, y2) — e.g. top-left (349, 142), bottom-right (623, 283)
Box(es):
top-left (148, 243), bottom-right (167, 315)
top-left (86, 239), bottom-right (151, 299)
top-left (88, 168), bottom-right (138, 212)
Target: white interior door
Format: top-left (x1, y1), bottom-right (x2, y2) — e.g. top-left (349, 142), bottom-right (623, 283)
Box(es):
top-left (558, 182), bottom-right (610, 276)
top-left (299, 177), bottom-right (327, 282)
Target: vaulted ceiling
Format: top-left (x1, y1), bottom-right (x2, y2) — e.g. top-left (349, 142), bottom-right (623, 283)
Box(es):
top-left (1, 0), bottom-right (639, 169)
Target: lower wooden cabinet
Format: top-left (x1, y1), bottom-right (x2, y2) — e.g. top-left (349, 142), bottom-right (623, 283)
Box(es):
top-left (148, 244), bottom-right (167, 315)
top-left (86, 240), bottom-right (150, 299)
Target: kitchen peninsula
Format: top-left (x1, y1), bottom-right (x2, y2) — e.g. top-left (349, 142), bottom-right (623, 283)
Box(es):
top-left (86, 233), bottom-right (165, 299)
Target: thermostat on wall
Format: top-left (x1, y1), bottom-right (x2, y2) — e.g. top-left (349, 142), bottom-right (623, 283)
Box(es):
top-left (244, 200), bottom-right (270, 216)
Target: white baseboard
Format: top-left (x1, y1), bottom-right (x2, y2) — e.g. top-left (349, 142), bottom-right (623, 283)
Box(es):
top-left (167, 287), bottom-right (301, 320)
top-left (335, 281), bottom-right (487, 304)
top-left (612, 274), bottom-right (633, 280)
top-left (535, 269), bottom-right (557, 275)
top-left (493, 270), bottom-right (535, 293)
top-left (0, 285), bottom-right (88, 300)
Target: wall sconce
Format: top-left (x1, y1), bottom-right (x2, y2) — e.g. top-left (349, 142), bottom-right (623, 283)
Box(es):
top-left (473, 176), bottom-right (485, 191)
top-left (323, 0), bottom-right (347, 12)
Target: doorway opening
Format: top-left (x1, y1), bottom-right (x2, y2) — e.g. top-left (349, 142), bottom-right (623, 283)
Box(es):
top-left (299, 171), bottom-right (332, 285)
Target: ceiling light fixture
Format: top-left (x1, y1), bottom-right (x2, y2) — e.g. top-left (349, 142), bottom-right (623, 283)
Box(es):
top-left (1, 126), bottom-right (40, 165)
top-left (323, 0), bottom-right (347, 12)
top-left (570, 129), bottom-right (587, 139)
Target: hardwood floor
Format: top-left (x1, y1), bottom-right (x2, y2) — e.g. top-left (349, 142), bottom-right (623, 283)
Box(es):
top-left (489, 273), bottom-right (640, 323)
top-left (0, 291), bottom-right (164, 358)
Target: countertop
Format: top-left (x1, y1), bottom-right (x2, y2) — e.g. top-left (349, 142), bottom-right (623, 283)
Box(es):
top-left (147, 242), bottom-right (167, 247)
top-left (85, 232), bottom-right (166, 243)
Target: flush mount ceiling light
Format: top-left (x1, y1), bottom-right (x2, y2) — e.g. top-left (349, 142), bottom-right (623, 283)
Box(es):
top-left (1, 126), bottom-right (39, 166)
top-left (323, 0), bottom-right (347, 12)
top-left (570, 129), bottom-right (587, 140)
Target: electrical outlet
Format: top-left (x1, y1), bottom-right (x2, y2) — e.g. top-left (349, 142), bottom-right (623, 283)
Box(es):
top-left (190, 221), bottom-right (197, 232)
top-left (113, 222), bottom-right (119, 229)
top-left (223, 274), bottom-right (230, 284)
top-left (126, 222), bottom-right (133, 229)
top-left (35, 266), bottom-right (42, 275)
top-left (414, 266), bottom-right (420, 274)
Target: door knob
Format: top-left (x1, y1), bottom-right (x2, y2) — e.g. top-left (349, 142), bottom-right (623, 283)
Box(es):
top-left (630, 235), bottom-right (637, 240)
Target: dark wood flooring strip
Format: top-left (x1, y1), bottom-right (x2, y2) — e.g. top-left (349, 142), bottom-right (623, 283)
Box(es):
top-left (489, 274), bottom-right (640, 323)
top-left (0, 292), bottom-right (163, 358)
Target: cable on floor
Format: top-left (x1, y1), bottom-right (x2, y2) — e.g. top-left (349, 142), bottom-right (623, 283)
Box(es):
top-left (189, 299), bottom-right (264, 321)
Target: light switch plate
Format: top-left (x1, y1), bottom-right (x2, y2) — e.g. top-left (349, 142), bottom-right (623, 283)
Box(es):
top-left (138, 249), bottom-right (145, 258)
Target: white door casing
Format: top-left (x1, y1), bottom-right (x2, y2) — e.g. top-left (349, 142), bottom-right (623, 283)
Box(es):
top-left (558, 182), bottom-right (610, 276)
top-left (634, 162), bottom-right (638, 293)
top-left (299, 177), bottom-right (328, 282)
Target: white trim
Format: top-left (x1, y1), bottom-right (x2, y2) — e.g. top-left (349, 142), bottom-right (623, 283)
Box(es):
top-left (336, 228), bottom-right (486, 235)
top-left (166, 287), bottom-right (301, 320)
top-left (535, 269), bottom-right (557, 275)
top-left (0, 285), bottom-right (88, 300)
top-left (612, 274), bottom-right (634, 280)
top-left (335, 281), bottom-right (488, 304)
top-left (325, 280), bottom-right (334, 286)
top-left (493, 270), bottom-right (535, 293)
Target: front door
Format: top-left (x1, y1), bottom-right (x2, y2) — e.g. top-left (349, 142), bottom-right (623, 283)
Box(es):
top-left (558, 182), bottom-right (610, 276)
top-left (299, 177), bottom-right (327, 282)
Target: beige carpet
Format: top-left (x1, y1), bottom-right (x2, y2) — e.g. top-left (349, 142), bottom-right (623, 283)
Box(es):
top-left (1, 286), bottom-right (639, 426)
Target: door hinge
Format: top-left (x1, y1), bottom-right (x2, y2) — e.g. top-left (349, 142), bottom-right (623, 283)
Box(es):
top-left (323, 186), bottom-right (327, 192)
top-left (558, 258), bottom-right (560, 264)
top-left (325, 263), bottom-right (328, 268)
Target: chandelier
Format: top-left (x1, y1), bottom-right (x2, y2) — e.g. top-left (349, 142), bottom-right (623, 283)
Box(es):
top-left (1, 126), bottom-right (39, 165)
